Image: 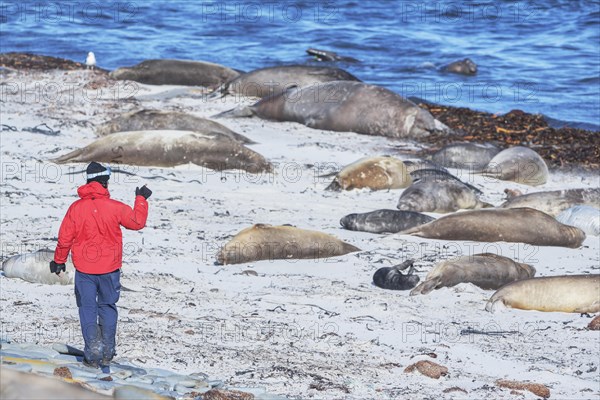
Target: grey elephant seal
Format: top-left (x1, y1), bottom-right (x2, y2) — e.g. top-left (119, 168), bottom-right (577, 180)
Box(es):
top-left (397, 177), bottom-right (491, 213)
top-left (373, 260), bottom-right (420, 290)
top-left (500, 188), bottom-right (600, 216)
top-left (306, 48), bottom-right (359, 63)
top-left (409, 168), bottom-right (482, 194)
top-left (95, 109), bottom-right (254, 144)
top-left (442, 58), bottom-right (478, 75)
top-left (2, 249), bottom-right (74, 285)
top-left (556, 205), bottom-right (600, 236)
top-left (326, 156), bottom-right (412, 191)
top-left (216, 224), bottom-right (360, 265)
top-left (402, 207), bottom-right (586, 248)
top-left (431, 142), bottom-right (501, 170)
top-left (52, 130), bottom-right (273, 173)
top-left (410, 253), bottom-right (535, 296)
top-left (486, 274), bottom-right (600, 313)
top-left (214, 81), bottom-right (449, 139)
top-left (481, 146), bottom-right (548, 186)
top-left (110, 59), bottom-right (240, 87)
top-left (211, 65), bottom-right (360, 99)
top-left (340, 209), bottom-right (435, 234)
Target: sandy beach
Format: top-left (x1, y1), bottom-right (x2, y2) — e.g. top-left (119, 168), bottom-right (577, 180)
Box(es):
top-left (1, 67), bottom-right (599, 399)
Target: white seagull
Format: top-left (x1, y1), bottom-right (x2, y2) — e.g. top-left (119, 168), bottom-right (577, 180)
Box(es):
top-left (86, 52), bottom-right (96, 70)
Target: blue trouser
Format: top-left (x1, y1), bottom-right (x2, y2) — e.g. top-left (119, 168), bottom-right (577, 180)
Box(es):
top-left (74, 269), bottom-right (121, 365)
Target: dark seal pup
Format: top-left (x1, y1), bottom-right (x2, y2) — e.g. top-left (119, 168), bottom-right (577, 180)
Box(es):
top-left (340, 209), bottom-right (435, 234)
top-left (110, 59), bottom-right (240, 87)
top-left (373, 260), bottom-right (420, 290)
top-left (214, 81), bottom-right (449, 139)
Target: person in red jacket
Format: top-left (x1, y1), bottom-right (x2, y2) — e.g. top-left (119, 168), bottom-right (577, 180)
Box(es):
top-left (51, 162), bottom-right (151, 371)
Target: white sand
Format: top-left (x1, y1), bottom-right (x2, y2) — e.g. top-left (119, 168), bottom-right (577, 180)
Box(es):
top-left (1, 69), bottom-right (599, 399)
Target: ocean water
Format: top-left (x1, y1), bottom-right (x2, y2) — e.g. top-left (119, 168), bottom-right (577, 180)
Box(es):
top-left (1, 0), bottom-right (599, 129)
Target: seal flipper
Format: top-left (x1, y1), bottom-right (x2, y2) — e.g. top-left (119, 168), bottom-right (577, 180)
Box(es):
top-left (52, 148), bottom-right (85, 164)
top-left (211, 106), bottom-right (255, 119)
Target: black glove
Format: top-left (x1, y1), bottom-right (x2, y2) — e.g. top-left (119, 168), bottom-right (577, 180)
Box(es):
top-left (136, 185), bottom-right (152, 199)
top-left (49, 261), bottom-right (66, 275)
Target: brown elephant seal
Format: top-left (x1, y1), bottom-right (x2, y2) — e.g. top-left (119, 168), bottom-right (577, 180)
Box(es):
top-left (325, 156), bottom-right (412, 191)
top-left (397, 177), bottom-right (491, 213)
top-left (216, 224), bottom-right (360, 265)
top-left (52, 130), bottom-right (272, 173)
top-left (95, 109), bottom-right (254, 144)
top-left (401, 208), bottom-right (586, 248)
top-left (481, 146), bottom-right (549, 186)
top-left (500, 188), bottom-right (600, 216)
top-left (410, 253), bottom-right (535, 296)
top-left (442, 58), bottom-right (478, 75)
top-left (373, 260), bottom-right (420, 290)
top-left (486, 275), bottom-right (600, 313)
top-left (109, 59), bottom-right (240, 87)
top-left (210, 65), bottom-right (360, 99)
top-left (431, 142), bottom-right (501, 171)
top-left (214, 81), bottom-right (449, 139)
top-left (340, 209), bottom-right (435, 234)
top-left (2, 249), bottom-right (74, 285)
top-left (306, 48), bottom-right (359, 63)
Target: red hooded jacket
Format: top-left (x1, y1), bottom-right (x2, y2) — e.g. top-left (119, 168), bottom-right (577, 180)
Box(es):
top-left (54, 182), bottom-right (148, 274)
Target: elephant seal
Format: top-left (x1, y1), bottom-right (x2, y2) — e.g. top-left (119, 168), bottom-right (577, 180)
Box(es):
top-left (431, 142), bottom-right (501, 170)
top-left (1, 368), bottom-right (108, 399)
top-left (214, 81), bottom-right (449, 139)
top-left (500, 188), bottom-right (600, 216)
top-left (341, 209), bottom-right (435, 234)
top-left (403, 159), bottom-right (448, 174)
top-left (211, 65), bottom-right (360, 99)
top-left (95, 109), bottom-right (254, 144)
top-left (410, 253), bottom-right (535, 296)
top-left (325, 156), bottom-right (412, 191)
top-left (373, 260), bottom-right (420, 290)
top-left (486, 275), bottom-right (600, 313)
top-left (2, 249), bottom-right (74, 285)
top-left (397, 177), bottom-right (491, 213)
top-left (109, 59), bottom-right (240, 87)
top-left (52, 130), bottom-right (272, 173)
top-left (402, 208), bottom-right (586, 248)
top-left (442, 58), bottom-right (478, 75)
top-left (216, 224), bottom-right (360, 265)
top-left (306, 48), bottom-right (359, 63)
top-left (409, 168), bottom-right (482, 194)
top-left (556, 205), bottom-right (600, 236)
top-left (481, 146), bottom-right (548, 186)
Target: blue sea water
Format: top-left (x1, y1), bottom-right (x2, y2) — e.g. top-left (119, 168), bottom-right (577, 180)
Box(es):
top-left (1, 0), bottom-right (599, 129)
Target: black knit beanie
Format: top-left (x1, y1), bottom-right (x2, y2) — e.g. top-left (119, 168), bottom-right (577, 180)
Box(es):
top-left (86, 162), bottom-right (110, 185)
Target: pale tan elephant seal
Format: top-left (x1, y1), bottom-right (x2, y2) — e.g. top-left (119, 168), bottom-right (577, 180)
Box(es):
top-left (486, 275), bottom-right (600, 313)
top-left (326, 156), bottom-right (412, 191)
top-left (216, 224), bottom-right (360, 265)
top-left (401, 208), bottom-right (586, 248)
top-left (410, 253), bottom-right (535, 295)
